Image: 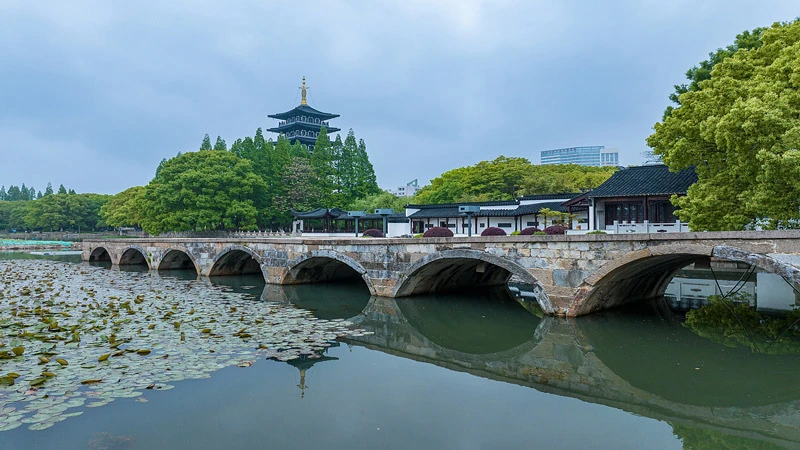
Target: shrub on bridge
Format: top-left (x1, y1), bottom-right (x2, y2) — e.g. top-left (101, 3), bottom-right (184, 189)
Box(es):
top-left (362, 228), bottom-right (384, 238)
top-left (422, 227), bottom-right (454, 238)
top-left (520, 227), bottom-right (540, 235)
top-left (480, 227), bottom-right (506, 236)
top-left (544, 224), bottom-right (567, 235)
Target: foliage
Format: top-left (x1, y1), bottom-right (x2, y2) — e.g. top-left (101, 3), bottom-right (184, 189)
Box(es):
top-left (414, 156), bottom-right (616, 204)
top-left (347, 191), bottom-right (410, 214)
top-left (100, 186), bottom-right (146, 229)
top-left (138, 151), bottom-right (266, 234)
top-left (662, 27), bottom-right (765, 120)
top-left (0, 193), bottom-right (110, 232)
top-left (672, 424), bottom-right (783, 450)
top-left (519, 227), bottom-right (540, 235)
top-left (271, 157), bottom-right (327, 223)
top-left (412, 233), bottom-right (423, 238)
top-left (0, 182), bottom-right (65, 201)
top-left (586, 230), bottom-right (607, 234)
top-left (684, 294), bottom-right (800, 355)
top-left (422, 226), bottom-right (454, 237)
top-left (648, 20), bottom-right (800, 231)
top-left (362, 228), bottom-right (384, 238)
top-left (533, 231), bottom-right (547, 235)
top-left (510, 230), bottom-right (520, 236)
top-left (544, 224), bottom-right (567, 235)
top-left (480, 227), bottom-right (506, 236)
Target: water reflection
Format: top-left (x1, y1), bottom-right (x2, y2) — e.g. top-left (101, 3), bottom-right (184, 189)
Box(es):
top-left (396, 288), bottom-right (541, 355)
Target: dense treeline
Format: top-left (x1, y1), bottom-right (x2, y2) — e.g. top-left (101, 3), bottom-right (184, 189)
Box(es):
top-left (0, 182), bottom-right (75, 201)
top-left (102, 128), bottom-right (381, 234)
top-left (412, 156), bottom-right (617, 204)
top-left (0, 193), bottom-right (110, 232)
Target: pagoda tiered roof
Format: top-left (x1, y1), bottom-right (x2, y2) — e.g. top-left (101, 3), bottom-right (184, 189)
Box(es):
top-left (268, 104), bottom-right (340, 121)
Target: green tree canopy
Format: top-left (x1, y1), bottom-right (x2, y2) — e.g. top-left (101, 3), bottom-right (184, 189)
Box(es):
top-left (347, 191), bottom-right (410, 213)
top-left (100, 186), bottom-right (146, 229)
top-left (414, 156), bottom-right (616, 204)
top-left (138, 151), bottom-right (267, 234)
top-left (648, 20), bottom-right (800, 230)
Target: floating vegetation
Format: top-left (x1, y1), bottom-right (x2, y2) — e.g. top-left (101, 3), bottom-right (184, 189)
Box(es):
top-left (0, 260), bottom-right (370, 431)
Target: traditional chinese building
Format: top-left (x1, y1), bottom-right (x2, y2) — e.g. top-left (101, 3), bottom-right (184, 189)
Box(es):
top-left (267, 77), bottom-right (340, 150)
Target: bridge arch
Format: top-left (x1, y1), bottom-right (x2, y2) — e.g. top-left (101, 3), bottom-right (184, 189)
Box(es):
top-left (157, 248), bottom-right (198, 273)
top-left (392, 249), bottom-right (553, 314)
top-left (569, 243), bottom-right (800, 316)
top-left (89, 247), bottom-right (111, 262)
top-left (208, 245), bottom-right (264, 277)
top-left (282, 250), bottom-right (376, 295)
top-left (119, 246), bottom-right (150, 268)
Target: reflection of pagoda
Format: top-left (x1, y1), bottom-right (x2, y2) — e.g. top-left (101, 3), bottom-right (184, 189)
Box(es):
top-left (275, 343), bottom-right (340, 398)
top-left (267, 77), bottom-right (341, 150)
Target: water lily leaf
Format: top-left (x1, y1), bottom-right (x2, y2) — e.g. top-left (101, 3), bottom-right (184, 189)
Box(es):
top-left (55, 358), bottom-right (68, 366)
top-left (98, 354), bottom-right (110, 362)
top-left (11, 346), bottom-right (24, 356)
top-left (136, 350), bottom-right (151, 356)
top-left (80, 379), bottom-right (103, 385)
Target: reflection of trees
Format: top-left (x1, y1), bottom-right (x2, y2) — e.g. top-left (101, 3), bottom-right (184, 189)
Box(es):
top-left (684, 295), bottom-right (800, 355)
top-left (672, 424), bottom-right (783, 450)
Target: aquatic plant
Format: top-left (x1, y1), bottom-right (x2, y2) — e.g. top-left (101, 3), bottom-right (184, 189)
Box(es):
top-left (0, 261), bottom-right (371, 431)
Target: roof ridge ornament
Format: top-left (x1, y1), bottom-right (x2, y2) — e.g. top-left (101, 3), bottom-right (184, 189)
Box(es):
top-left (300, 76), bottom-right (309, 105)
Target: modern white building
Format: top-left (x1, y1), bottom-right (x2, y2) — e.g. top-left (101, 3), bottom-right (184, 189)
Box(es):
top-left (540, 146), bottom-right (619, 167)
top-left (389, 179), bottom-right (421, 197)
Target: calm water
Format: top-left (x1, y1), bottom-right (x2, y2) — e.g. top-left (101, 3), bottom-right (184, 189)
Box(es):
top-left (2, 254), bottom-right (800, 449)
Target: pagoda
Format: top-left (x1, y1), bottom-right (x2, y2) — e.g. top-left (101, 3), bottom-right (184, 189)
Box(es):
top-left (267, 77), bottom-right (340, 149)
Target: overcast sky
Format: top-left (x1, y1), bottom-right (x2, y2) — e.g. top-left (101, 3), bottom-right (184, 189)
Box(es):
top-left (1, 1), bottom-right (798, 195)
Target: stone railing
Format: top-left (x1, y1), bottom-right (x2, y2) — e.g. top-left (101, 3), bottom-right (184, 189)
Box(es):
top-left (158, 230), bottom-right (299, 239)
top-left (605, 220), bottom-right (690, 234)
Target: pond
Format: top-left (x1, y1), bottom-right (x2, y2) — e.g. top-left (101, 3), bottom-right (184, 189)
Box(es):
top-left (1, 253), bottom-right (799, 449)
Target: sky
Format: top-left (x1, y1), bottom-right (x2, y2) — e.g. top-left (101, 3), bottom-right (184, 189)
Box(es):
top-left (1, 1), bottom-right (798, 195)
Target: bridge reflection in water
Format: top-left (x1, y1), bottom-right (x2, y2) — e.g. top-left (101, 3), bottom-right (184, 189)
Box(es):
top-left (229, 277), bottom-right (800, 448)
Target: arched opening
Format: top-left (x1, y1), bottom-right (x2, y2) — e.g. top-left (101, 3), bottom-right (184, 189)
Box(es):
top-left (574, 254), bottom-right (703, 315)
top-left (157, 249), bottom-right (197, 272)
top-left (393, 250), bottom-right (552, 314)
top-left (89, 247), bottom-right (111, 262)
top-left (395, 258), bottom-right (512, 297)
top-left (208, 249), bottom-right (262, 277)
top-left (283, 257), bottom-right (369, 288)
top-left (119, 248), bottom-right (148, 267)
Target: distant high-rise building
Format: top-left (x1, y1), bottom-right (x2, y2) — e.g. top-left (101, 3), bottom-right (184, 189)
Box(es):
top-left (540, 146), bottom-right (619, 167)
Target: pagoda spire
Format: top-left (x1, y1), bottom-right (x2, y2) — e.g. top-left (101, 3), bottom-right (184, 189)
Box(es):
top-left (299, 76), bottom-right (309, 105)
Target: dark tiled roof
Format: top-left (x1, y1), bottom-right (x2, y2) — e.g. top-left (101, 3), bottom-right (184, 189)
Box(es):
top-left (406, 200), bottom-right (518, 209)
top-left (291, 208), bottom-right (333, 219)
top-left (518, 193), bottom-right (581, 201)
top-left (268, 104), bottom-right (340, 120)
top-left (408, 207), bottom-right (460, 219)
top-left (513, 201), bottom-right (569, 216)
top-left (292, 208), bottom-right (406, 221)
top-left (588, 165), bottom-right (697, 198)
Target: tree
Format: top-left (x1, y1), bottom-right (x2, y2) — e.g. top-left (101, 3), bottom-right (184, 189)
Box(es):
top-left (310, 127), bottom-right (336, 206)
top-left (347, 191), bottom-right (410, 213)
top-left (663, 28), bottom-right (765, 120)
top-left (213, 136), bottom-right (227, 151)
top-left (200, 134), bottom-right (212, 151)
top-left (100, 186), bottom-right (146, 229)
top-left (647, 20), bottom-right (800, 230)
top-left (138, 151), bottom-right (267, 234)
top-left (57, 184), bottom-right (67, 195)
top-left (271, 157), bottom-right (326, 219)
top-left (44, 182), bottom-right (53, 196)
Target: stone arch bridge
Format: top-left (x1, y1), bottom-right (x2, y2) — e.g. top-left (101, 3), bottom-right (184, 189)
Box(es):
top-left (82, 231), bottom-right (800, 316)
